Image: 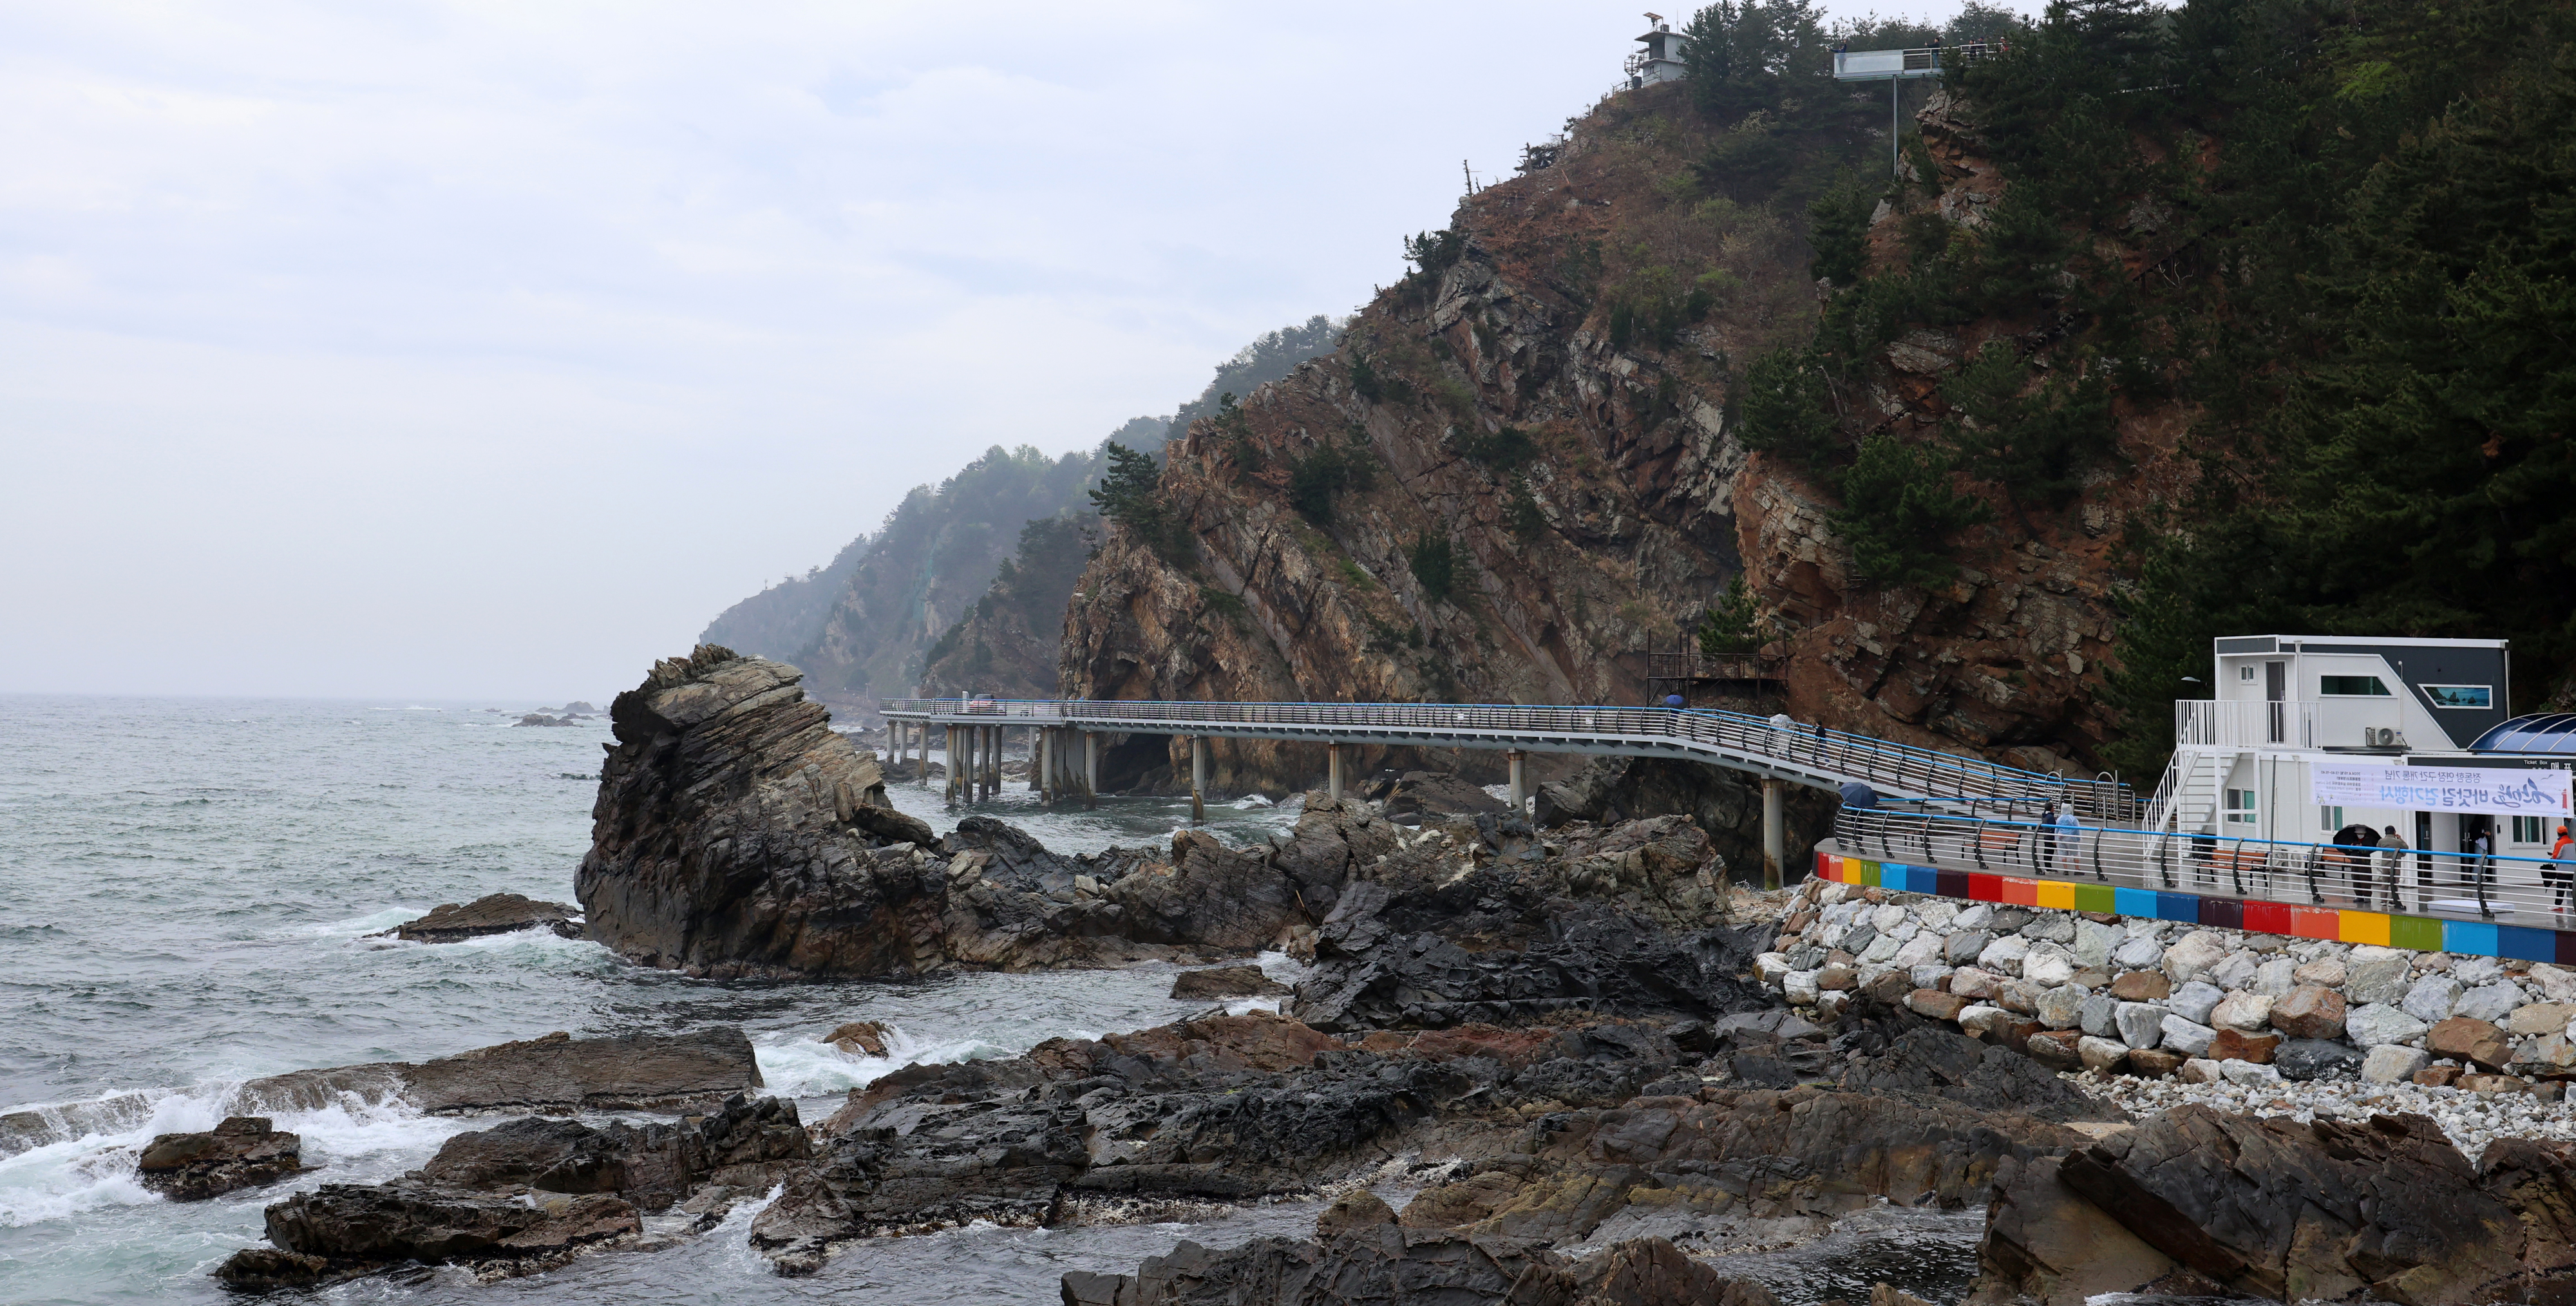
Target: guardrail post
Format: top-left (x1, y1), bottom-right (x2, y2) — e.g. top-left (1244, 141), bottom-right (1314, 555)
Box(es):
top-left (1190, 736), bottom-right (1207, 824)
top-left (1506, 750), bottom-right (1526, 817)
top-left (1761, 777), bottom-right (1784, 890)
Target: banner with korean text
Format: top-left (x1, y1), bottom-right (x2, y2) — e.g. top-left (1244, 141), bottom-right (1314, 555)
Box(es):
top-left (2310, 764), bottom-right (2571, 815)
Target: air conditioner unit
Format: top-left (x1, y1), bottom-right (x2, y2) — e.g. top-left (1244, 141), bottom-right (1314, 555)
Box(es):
top-left (2367, 727), bottom-right (2406, 747)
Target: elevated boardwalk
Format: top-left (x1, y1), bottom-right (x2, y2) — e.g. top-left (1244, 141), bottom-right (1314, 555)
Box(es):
top-left (880, 697), bottom-right (2130, 814)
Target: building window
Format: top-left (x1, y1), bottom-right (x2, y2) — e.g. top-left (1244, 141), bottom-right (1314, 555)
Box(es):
top-left (2319, 676), bottom-right (2391, 697)
top-left (2423, 685), bottom-right (2492, 709)
top-left (2225, 789), bottom-right (2258, 826)
top-left (2320, 806), bottom-right (2345, 831)
top-left (2239, 665), bottom-right (2255, 683)
top-left (2512, 815), bottom-right (2548, 845)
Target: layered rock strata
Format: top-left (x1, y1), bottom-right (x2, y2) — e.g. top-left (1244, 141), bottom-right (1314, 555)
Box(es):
top-left (383, 893), bottom-right (580, 943)
top-left (232, 1028), bottom-right (764, 1117)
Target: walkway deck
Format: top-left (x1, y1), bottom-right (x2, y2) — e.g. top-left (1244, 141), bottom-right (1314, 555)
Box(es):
top-left (880, 697), bottom-right (2134, 818)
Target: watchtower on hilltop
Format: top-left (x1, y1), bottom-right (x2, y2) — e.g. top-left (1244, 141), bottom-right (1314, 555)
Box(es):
top-left (1627, 12), bottom-right (1688, 88)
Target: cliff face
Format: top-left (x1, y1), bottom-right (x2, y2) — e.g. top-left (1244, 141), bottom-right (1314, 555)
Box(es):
top-left (1057, 81), bottom-right (2149, 808)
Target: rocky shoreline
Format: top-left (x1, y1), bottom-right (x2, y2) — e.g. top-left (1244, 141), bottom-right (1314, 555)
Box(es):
top-left (169, 651), bottom-right (2576, 1301)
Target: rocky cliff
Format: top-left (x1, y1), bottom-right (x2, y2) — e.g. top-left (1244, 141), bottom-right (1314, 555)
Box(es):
top-left (1054, 77), bottom-right (2145, 838)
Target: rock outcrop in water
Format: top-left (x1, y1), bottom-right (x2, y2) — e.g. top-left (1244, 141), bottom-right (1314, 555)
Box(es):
top-left (233, 1028), bottom-right (762, 1117)
top-left (214, 1093), bottom-right (809, 1289)
top-left (136, 1116), bottom-right (303, 1201)
top-left (383, 893), bottom-right (580, 943)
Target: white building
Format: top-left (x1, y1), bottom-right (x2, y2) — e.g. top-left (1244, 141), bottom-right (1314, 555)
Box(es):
top-left (1627, 14), bottom-right (1688, 88)
top-left (2154, 635), bottom-right (2571, 898)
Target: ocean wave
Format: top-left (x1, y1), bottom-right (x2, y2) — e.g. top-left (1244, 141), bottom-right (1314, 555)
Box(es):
top-left (0, 1081), bottom-right (463, 1227)
top-left (753, 1024), bottom-right (1009, 1099)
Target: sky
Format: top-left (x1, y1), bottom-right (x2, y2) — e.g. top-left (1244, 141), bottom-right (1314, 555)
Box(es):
top-left (1, 0), bottom-right (2012, 701)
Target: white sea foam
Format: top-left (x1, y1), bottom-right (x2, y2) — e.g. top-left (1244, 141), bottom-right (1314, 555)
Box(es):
top-left (752, 1024), bottom-right (1010, 1099)
top-left (0, 1081), bottom-right (464, 1228)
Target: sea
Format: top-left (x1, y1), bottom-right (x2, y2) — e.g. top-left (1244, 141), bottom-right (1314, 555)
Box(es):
top-left (0, 694), bottom-right (1981, 1305)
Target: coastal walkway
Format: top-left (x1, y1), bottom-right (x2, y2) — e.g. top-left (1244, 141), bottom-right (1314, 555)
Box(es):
top-left (878, 697), bottom-right (2137, 886)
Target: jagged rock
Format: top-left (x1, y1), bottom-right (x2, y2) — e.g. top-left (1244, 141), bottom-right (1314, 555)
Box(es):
top-left (384, 893), bottom-right (580, 943)
top-left (2345, 954), bottom-right (2414, 1006)
top-left (2204, 1029), bottom-right (2278, 1064)
top-left (2361, 1045), bottom-right (2430, 1084)
top-left (216, 1185), bottom-right (639, 1287)
top-left (2507, 1002), bottom-right (2575, 1037)
top-left (231, 1028), bottom-right (763, 1115)
top-left (849, 802), bottom-right (938, 849)
top-left (2033, 1106), bottom-right (2573, 1304)
top-left (2206, 991), bottom-right (2271, 1033)
top-left (2109, 970), bottom-right (2169, 1001)
top-left (2268, 985), bottom-right (2345, 1041)
top-left (2166, 981), bottom-right (2225, 1025)
top-left (2161, 932), bottom-right (2228, 985)
top-left (2273, 1039), bottom-right (2363, 1081)
top-left (2456, 981), bottom-right (2531, 1023)
top-left (2158, 1016), bottom-right (2217, 1057)
top-left (1376, 770), bottom-right (1505, 817)
top-left (2428, 1016), bottom-right (2513, 1070)
top-left (825, 1021), bottom-right (890, 1055)
top-left (2114, 1002), bottom-right (2164, 1049)
top-left (1314, 1189), bottom-right (1397, 1238)
top-left (1171, 965), bottom-right (1292, 1001)
top-left (137, 1117), bottom-right (302, 1200)
top-left (2345, 1003), bottom-right (2429, 1048)
top-left (2403, 974), bottom-right (2464, 1023)
top-left (1066, 1229), bottom-right (1780, 1306)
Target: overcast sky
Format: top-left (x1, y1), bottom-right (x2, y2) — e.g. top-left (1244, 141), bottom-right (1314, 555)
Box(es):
top-left (2, 0), bottom-right (2009, 701)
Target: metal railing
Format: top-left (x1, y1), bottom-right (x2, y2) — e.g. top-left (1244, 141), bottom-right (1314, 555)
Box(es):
top-left (882, 697), bottom-right (2138, 817)
top-left (1834, 804), bottom-right (2576, 923)
top-left (2173, 698), bottom-right (2409, 752)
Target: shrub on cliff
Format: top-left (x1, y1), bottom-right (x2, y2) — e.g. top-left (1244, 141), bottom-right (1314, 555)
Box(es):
top-left (1832, 433), bottom-right (1991, 588)
top-left (1408, 532), bottom-right (1459, 604)
top-left (1287, 440), bottom-right (1379, 523)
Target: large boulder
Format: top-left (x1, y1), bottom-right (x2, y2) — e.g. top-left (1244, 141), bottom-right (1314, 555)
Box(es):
top-left (2018, 1106), bottom-right (2571, 1305)
top-left (137, 1117), bottom-right (303, 1201)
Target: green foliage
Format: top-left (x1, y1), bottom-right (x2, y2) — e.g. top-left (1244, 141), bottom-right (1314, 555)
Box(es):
top-left (1403, 227), bottom-right (1468, 275)
top-left (1682, 1), bottom-right (1830, 124)
top-left (1164, 316), bottom-right (1342, 440)
top-left (1604, 263), bottom-right (1718, 352)
top-left (1198, 585), bottom-right (1250, 628)
top-left (1508, 484), bottom-right (1549, 539)
top-left (1736, 345), bottom-right (1840, 463)
top-left (1458, 426), bottom-right (1538, 471)
top-left (1806, 176), bottom-right (1877, 284)
top-left (1697, 573), bottom-right (1770, 658)
top-left (1088, 440), bottom-right (1164, 530)
top-left (1408, 531), bottom-right (1460, 603)
top-left (1832, 433), bottom-right (1992, 587)
top-left (1557, 238), bottom-right (1606, 307)
top-left (1939, 344), bottom-right (2118, 507)
top-left (1286, 440), bottom-right (1379, 523)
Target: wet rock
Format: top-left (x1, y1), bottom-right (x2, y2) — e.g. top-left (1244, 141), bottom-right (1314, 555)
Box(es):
top-left (849, 803), bottom-right (938, 849)
top-left (826, 1021), bottom-right (890, 1056)
top-left (1313, 1189), bottom-right (1397, 1238)
top-left (417, 1093), bottom-right (809, 1212)
top-left (1070, 1229), bottom-right (1779, 1306)
top-left (216, 1186), bottom-right (640, 1287)
top-left (1170, 965), bottom-right (1291, 1001)
top-left (234, 1028), bottom-right (764, 1116)
top-left (137, 1117), bottom-right (303, 1201)
top-left (384, 893), bottom-right (580, 943)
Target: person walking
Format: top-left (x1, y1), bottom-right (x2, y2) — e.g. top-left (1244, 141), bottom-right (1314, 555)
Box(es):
top-left (2333, 822), bottom-right (2379, 904)
top-left (2472, 826), bottom-right (2495, 887)
top-left (2054, 803), bottom-right (2081, 877)
top-left (2546, 824), bottom-right (2573, 914)
top-left (2378, 824), bottom-right (2410, 911)
top-left (2036, 800), bottom-right (2058, 873)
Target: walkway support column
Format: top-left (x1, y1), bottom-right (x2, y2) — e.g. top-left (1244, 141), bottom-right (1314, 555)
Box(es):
top-left (1029, 726), bottom-right (1045, 793)
top-left (944, 726), bottom-right (959, 802)
top-left (1083, 732), bottom-right (1099, 809)
top-left (1506, 750), bottom-right (1527, 817)
top-left (1190, 736), bottom-right (1207, 824)
top-left (983, 726), bottom-right (999, 800)
top-left (1761, 777), bottom-right (1785, 891)
top-left (1327, 743), bottom-right (1345, 803)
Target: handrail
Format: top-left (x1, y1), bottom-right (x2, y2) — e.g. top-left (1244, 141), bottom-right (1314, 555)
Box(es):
top-left (1835, 804), bottom-right (2575, 924)
top-left (884, 697), bottom-right (2141, 817)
